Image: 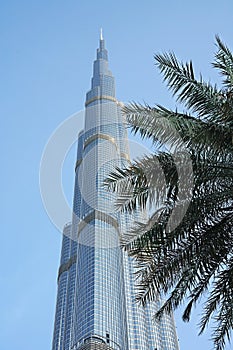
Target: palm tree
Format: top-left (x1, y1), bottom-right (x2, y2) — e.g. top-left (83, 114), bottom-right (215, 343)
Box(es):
top-left (105, 36), bottom-right (233, 350)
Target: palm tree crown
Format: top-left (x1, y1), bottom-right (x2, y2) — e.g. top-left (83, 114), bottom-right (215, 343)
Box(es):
top-left (105, 36), bottom-right (233, 350)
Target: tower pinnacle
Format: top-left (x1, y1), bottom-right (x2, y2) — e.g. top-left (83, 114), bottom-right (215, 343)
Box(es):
top-left (100, 28), bottom-right (103, 40)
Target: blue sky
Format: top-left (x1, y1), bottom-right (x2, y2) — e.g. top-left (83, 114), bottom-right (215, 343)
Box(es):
top-left (1, 1), bottom-right (232, 349)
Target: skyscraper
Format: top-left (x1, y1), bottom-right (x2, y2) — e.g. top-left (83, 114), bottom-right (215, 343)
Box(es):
top-left (52, 32), bottom-right (179, 350)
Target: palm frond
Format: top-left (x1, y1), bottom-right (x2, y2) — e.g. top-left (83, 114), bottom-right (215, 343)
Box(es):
top-left (155, 50), bottom-right (233, 127)
top-left (123, 103), bottom-right (232, 154)
top-left (214, 36), bottom-right (233, 89)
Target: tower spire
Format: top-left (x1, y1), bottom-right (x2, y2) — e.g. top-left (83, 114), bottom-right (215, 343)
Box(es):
top-left (100, 28), bottom-right (103, 40)
top-left (97, 28), bottom-right (107, 58)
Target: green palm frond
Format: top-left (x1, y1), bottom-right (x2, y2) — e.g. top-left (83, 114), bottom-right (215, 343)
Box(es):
top-left (104, 151), bottom-right (181, 212)
top-left (155, 52), bottom-right (223, 118)
top-left (123, 103), bottom-right (232, 154)
top-left (214, 36), bottom-right (233, 89)
top-left (200, 259), bottom-right (233, 350)
top-left (155, 46), bottom-right (233, 127)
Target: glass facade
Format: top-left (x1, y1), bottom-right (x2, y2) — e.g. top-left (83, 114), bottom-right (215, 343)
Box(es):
top-left (52, 35), bottom-right (179, 350)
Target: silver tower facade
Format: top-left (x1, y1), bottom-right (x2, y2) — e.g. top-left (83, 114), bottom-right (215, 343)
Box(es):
top-left (52, 34), bottom-right (179, 350)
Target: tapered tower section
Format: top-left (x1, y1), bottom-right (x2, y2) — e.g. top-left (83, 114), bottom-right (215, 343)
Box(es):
top-left (73, 32), bottom-right (128, 350)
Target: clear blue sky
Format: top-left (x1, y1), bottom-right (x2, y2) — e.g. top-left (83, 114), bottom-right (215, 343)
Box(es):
top-left (1, 1), bottom-right (232, 349)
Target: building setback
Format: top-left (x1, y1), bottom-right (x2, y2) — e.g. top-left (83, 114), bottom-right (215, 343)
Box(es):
top-left (52, 33), bottom-right (179, 350)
